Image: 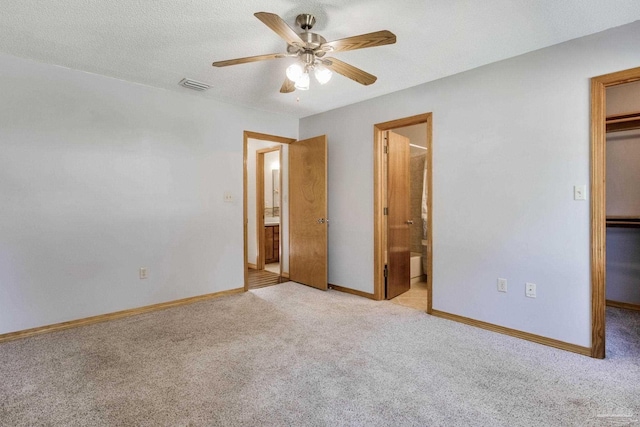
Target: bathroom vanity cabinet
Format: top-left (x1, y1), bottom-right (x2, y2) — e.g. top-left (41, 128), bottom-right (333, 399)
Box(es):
top-left (264, 224), bottom-right (280, 264)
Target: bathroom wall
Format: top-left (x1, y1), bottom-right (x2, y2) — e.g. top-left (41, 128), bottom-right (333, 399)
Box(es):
top-left (263, 150), bottom-right (280, 216)
top-left (605, 80), bottom-right (640, 305)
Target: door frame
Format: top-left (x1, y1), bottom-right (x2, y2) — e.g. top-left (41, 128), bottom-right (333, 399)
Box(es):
top-left (373, 113), bottom-right (433, 306)
top-left (243, 131), bottom-right (296, 291)
top-left (590, 66), bottom-right (640, 359)
top-left (256, 146), bottom-right (282, 270)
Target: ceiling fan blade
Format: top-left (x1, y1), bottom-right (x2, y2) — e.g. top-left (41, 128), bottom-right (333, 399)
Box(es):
top-left (280, 77), bottom-right (296, 93)
top-left (254, 12), bottom-right (305, 47)
top-left (321, 58), bottom-right (377, 86)
top-left (321, 30), bottom-right (396, 53)
top-left (212, 53), bottom-right (285, 67)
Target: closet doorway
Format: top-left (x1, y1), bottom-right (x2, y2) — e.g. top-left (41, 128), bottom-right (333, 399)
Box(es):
top-left (590, 66), bottom-right (640, 359)
top-left (373, 114), bottom-right (433, 311)
top-left (604, 80), bottom-right (640, 315)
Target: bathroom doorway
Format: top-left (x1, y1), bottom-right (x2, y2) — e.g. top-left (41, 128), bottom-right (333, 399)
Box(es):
top-left (256, 146), bottom-right (282, 276)
top-left (243, 131), bottom-right (329, 292)
top-left (243, 131), bottom-right (295, 290)
top-left (373, 114), bottom-right (433, 311)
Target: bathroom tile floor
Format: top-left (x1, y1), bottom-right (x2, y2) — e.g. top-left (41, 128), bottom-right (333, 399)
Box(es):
top-left (391, 280), bottom-right (429, 312)
top-left (264, 263), bottom-right (280, 274)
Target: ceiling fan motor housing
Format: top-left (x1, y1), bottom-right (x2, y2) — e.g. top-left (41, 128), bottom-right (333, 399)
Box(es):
top-left (300, 31), bottom-right (326, 48)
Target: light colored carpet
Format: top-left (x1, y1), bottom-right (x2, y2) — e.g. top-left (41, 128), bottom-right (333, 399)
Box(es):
top-left (1, 282), bottom-right (639, 426)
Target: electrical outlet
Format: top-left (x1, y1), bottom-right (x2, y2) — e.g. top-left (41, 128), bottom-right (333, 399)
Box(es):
top-left (223, 192), bottom-right (233, 203)
top-left (139, 267), bottom-right (148, 279)
top-left (497, 278), bottom-right (508, 293)
top-left (525, 282), bottom-right (536, 298)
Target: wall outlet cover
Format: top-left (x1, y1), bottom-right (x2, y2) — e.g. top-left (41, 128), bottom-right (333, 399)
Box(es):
top-left (497, 278), bottom-right (508, 293)
top-left (525, 282), bottom-right (536, 298)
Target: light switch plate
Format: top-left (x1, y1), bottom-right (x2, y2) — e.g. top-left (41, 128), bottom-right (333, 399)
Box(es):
top-left (574, 185), bottom-right (586, 201)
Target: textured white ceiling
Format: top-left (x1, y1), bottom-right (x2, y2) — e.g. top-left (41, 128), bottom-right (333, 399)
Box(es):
top-left (2, 1), bottom-right (640, 118)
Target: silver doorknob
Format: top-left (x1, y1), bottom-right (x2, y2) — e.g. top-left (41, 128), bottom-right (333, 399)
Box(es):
top-left (317, 218), bottom-right (326, 224)
top-left (406, 220), bottom-right (414, 225)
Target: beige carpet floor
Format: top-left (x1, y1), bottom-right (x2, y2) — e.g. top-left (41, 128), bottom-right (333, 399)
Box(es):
top-left (1, 282), bottom-right (639, 426)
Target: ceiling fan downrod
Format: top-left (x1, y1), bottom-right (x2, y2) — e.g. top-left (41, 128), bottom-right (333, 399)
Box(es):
top-left (296, 14), bottom-right (316, 31)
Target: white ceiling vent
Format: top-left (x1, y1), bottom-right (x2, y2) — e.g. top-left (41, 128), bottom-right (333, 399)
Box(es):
top-left (178, 78), bottom-right (211, 91)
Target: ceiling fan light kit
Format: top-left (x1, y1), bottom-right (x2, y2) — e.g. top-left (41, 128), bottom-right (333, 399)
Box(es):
top-left (212, 12), bottom-right (396, 94)
top-left (314, 66), bottom-right (332, 85)
top-left (295, 71), bottom-right (310, 91)
top-left (286, 52), bottom-right (332, 89)
top-left (286, 62), bottom-right (304, 82)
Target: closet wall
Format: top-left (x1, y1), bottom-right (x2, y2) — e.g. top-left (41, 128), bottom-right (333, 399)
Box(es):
top-left (606, 81), bottom-right (640, 305)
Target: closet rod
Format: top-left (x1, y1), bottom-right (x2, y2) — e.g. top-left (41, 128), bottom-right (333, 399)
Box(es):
top-left (606, 216), bottom-right (640, 228)
top-left (606, 110), bottom-right (640, 133)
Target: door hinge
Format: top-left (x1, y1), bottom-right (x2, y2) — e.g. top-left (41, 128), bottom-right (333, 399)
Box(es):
top-left (383, 207), bottom-right (388, 215)
top-left (384, 264), bottom-right (388, 278)
top-left (384, 145), bottom-right (388, 154)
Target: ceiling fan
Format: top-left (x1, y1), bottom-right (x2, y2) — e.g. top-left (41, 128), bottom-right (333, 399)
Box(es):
top-left (212, 12), bottom-right (396, 93)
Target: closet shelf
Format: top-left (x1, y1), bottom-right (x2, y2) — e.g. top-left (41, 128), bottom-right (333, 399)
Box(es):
top-left (606, 216), bottom-right (640, 228)
top-left (606, 111), bottom-right (640, 133)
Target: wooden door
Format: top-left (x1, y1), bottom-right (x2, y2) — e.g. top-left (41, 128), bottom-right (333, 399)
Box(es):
top-left (386, 131), bottom-right (411, 299)
top-left (289, 135), bottom-right (328, 290)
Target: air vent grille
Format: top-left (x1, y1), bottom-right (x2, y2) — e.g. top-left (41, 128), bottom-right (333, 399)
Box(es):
top-left (179, 78), bottom-right (211, 91)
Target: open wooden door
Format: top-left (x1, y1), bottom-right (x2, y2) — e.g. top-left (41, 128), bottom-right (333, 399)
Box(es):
top-left (289, 135), bottom-right (328, 290)
top-left (386, 131), bottom-right (411, 299)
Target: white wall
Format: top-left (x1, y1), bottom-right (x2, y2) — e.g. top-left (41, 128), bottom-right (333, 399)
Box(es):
top-left (299, 21), bottom-right (640, 347)
top-left (0, 53), bottom-right (297, 335)
top-left (246, 139), bottom-right (289, 272)
top-left (605, 80), bottom-right (640, 304)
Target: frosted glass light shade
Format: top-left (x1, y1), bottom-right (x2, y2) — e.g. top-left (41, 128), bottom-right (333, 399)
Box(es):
top-left (295, 72), bottom-right (310, 90)
top-left (314, 66), bottom-right (332, 85)
top-left (286, 63), bottom-right (304, 82)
